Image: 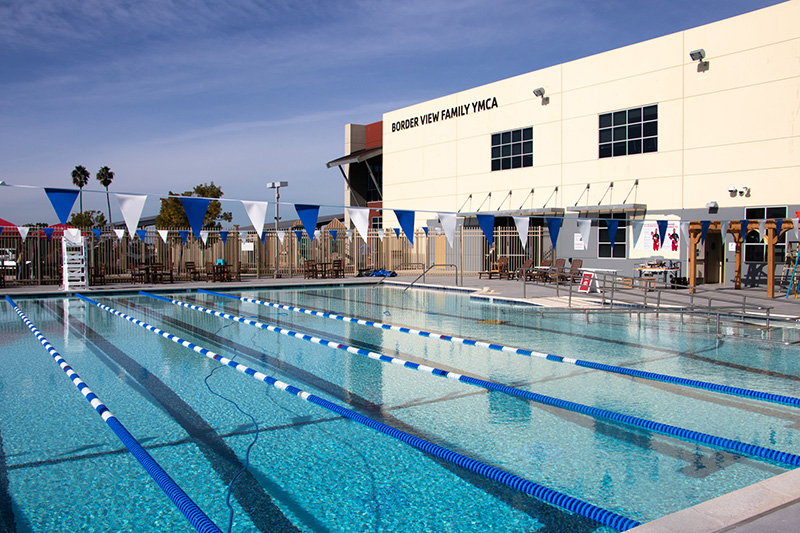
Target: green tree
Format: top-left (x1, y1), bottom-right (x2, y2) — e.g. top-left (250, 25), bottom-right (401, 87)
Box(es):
top-left (71, 165), bottom-right (90, 212)
top-left (68, 210), bottom-right (107, 229)
top-left (155, 181), bottom-right (233, 229)
top-left (96, 166), bottom-right (114, 225)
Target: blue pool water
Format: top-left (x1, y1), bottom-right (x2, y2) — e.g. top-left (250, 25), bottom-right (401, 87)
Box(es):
top-left (1, 285), bottom-right (799, 532)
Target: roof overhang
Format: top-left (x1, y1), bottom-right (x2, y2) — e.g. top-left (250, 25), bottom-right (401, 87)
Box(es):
top-left (326, 147), bottom-right (382, 168)
top-left (566, 203), bottom-right (647, 214)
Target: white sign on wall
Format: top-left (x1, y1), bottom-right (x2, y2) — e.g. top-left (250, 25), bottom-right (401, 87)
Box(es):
top-left (574, 232), bottom-right (586, 250)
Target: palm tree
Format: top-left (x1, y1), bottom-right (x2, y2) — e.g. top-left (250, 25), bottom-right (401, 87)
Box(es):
top-left (71, 165), bottom-right (90, 213)
top-left (96, 166), bottom-right (115, 225)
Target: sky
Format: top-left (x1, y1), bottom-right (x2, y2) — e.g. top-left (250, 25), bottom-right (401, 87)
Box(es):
top-left (0, 0), bottom-right (785, 226)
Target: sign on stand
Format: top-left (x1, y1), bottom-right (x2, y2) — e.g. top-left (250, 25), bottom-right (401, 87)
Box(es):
top-left (579, 271), bottom-right (595, 293)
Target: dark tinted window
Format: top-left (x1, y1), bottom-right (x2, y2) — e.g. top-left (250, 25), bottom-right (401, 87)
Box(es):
top-left (599, 105), bottom-right (658, 159)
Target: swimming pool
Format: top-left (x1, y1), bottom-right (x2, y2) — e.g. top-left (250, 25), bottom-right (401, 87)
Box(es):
top-left (1, 285), bottom-right (798, 532)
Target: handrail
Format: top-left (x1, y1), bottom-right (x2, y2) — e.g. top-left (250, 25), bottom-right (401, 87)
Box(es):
top-left (404, 263), bottom-right (460, 291)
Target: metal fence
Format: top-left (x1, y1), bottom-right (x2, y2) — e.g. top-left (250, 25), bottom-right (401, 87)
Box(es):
top-left (0, 226), bottom-right (545, 286)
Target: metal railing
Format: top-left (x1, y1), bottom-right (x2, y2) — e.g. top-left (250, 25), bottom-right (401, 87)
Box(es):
top-left (404, 263), bottom-right (460, 292)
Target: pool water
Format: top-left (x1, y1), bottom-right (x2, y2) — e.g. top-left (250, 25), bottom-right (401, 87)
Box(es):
top-left (1, 285), bottom-right (798, 532)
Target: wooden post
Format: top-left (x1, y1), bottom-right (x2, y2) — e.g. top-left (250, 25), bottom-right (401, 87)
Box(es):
top-left (688, 221), bottom-right (701, 291)
top-left (766, 220), bottom-right (776, 298)
top-left (733, 221), bottom-right (743, 290)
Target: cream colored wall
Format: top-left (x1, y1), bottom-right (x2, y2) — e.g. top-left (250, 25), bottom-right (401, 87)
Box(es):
top-left (381, 0), bottom-right (800, 227)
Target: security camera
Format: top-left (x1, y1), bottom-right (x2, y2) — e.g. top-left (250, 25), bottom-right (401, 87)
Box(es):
top-left (727, 186), bottom-right (737, 193)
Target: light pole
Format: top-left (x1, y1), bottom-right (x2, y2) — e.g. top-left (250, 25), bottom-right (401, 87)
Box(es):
top-left (266, 181), bottom-right (288, 278)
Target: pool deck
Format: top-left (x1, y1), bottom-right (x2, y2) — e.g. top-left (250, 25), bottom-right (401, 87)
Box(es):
top-left (2, 274), bottom-right (799, 532)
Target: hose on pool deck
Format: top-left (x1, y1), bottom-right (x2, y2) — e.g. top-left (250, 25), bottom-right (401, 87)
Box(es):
top-left (75, 292), bottom-right (641, 532)
top-left (199, 289), bottom-right (800, 409)
top-left (5, 296), bottom-right (221, 533)
top-left (147, 291), bottom-right (800, 469)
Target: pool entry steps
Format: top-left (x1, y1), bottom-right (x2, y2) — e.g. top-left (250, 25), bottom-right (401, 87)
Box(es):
top-left (5, 295), bottom-right (222, 533)
top-left (74, 293), bottom-right (640, 532)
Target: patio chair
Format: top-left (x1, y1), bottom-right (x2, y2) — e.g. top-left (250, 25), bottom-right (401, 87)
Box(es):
top-left (185, 261), bottom-right (201, 281)
top-left (90, 262), bottom-right (106, 285)
top-left (130, 264), bottom-right (146, 284)
top-left (204, 262), bottom-right (215, 281)
top-left (479, 256), bottom-right (509, 279)
top-left (303, 259), bottom-right (319, 279)
top-left (529, 259), bottom-right (551, 282)
top-left (548, 258), bottom-right (566, 283)
top-left (515, 259), bottom-right (533, 281)
top-left (329, 259), bottom-right (344, 278)
top-left (561, 258), bottom-right (583, 283)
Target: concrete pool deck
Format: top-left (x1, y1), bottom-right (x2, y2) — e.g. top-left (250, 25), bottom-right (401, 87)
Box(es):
top-left (2, 274), bottom-right (799, 531)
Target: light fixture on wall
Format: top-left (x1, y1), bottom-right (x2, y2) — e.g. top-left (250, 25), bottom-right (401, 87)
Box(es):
top-left (739, 187), bottom-right (751, 197)
top-left (705, 201), bottom-right (718, 208)
top-left (689, 48), bottom-right (709, 72)
top-left (532, 87), bottom-right (549, 105)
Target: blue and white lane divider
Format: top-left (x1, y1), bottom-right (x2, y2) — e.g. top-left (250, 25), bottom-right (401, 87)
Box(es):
top-left (4, 296), bottom-right (221, 533)
top-left (144, 291), bottom-right (800, 469)
top-left (199, 289), bottom-right (800, 409)
top-left (74, 293), bottom-right (641, 531)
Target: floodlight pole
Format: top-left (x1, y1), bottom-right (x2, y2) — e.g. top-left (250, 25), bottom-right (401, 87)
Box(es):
top-left (267, 181), bottom-right (288, 278)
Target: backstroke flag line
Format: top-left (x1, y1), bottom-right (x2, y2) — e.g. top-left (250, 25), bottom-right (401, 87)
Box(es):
top-left (181, 197), bottom-right (210, 239)
top-left (295, 204), bottom-right (320, 241)
top-left (438, 213), bottom-right (457, 248)
top-left (394, 209), bottom-right (415, 244)
top-left (44, 188), bottom-right (79, 225)
top-left (347, 208), bottom-right (370, 242)
top-left (513, 216), bottom-right (529, 250)
top-left (242, 201), bottom-right (268, 240)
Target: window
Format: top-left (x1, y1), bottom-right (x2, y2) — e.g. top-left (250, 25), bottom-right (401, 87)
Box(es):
top-left (597, 213), bottom-right (628, 258)
top-left (491, 127), bottom-right (533, 171)
top-left (371, 216), bottom-right (382, 230)
top-left (744, 206), bottom-right (787, 263)
top-left (599, 105), bottom-right (657, 158)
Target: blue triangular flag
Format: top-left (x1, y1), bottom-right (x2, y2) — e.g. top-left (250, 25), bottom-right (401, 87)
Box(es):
top-left (92, 228), bottom-right (102, 239)
top-left (43, 227), bottom-right (55, 241)
top-left (657, 220), bottom-right (669, 248)
top-left (606, 220), bottom-right (619, 249)
top-left (422, 226), bottom-right (429, 236)
top-left (294, 230), bottom-right (303, 243)
top-left (700, 221), bottom-right (711, 245)
top-left (394, 209), bottom-right (415, 244)
top-left (295, 204), bottom-right (320, 242)
top-left (180, 197), bottom-right (209, 239)
top-left (476, 214), bottom-right (495, 248)
top-left (44, 188), bottom-right (80, 225)
top-left (0, 227), bottom-right (3, 236)
top-left (260, 231), bottom-right (267, 244)
top-left (179, 230), bottom-right (189, 245)
top-left (546, 217), bottom-right (562, 250)
top-left (393, 228), bottom-right (400, 238)
top-left (775, 218), bottom-right (784, 239)
top-left (220, 230), bottom-right (228, 245)
top-left (136, 229), bottom-right (146, 241)
top-left (330, 229), bottom-right (337, 241)
top-left (740, 219), bottom-right (749, 243)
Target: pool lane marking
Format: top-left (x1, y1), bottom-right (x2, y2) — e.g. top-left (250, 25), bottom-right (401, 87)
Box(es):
top-left (143, 291), bottom-right (800, 469)
top-left (4, 296), bottom-right (221, 533)
top-left (199, 289), bottom-right (800, 409)
top-left (74, 294), bottom-right (640, 532)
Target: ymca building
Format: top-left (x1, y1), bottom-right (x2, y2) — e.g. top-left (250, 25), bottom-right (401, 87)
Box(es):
top-left (328, 0), bottom-right (800, 291)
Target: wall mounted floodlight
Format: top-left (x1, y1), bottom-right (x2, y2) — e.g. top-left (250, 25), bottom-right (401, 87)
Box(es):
top-left (739, 187), bottom-right (751, 197)
top-left (705, 201), bottom-right (718, 208)
top-left (689, 48), bottom-right (709, 72)
top-left (532, 87), bottom-right (549, 105)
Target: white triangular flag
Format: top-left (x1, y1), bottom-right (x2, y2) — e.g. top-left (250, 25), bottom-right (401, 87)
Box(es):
top-left (758, 220), bottom-right (766, 242)
top-left (277, 230), bottom-right (285, 244)
top-left (199, 230), bottom-right (209, 245)
top-left (720, 220), bottom-right (729, 242)
top-left (680, 221), bottom-right (689, 246)
top-left (793, 218), bottom-right (800, 241)
top-left (577, 219), bottom-right (591, 247)
top-left (346, 230), bottom-right (353, 242)
top-left (347, 207), bottom-right (370, 241)
top-left (64, 228), bottom-right (82, 244)
top-left (630, 220), bottom-right (644, 248)
top-left (377, 229), bottom-right (385, 241)
top-left (114, 229), bottom-right (125, 240)
top-left (115, 194), bottom-right (147, 243)
top-left (18, 226), bottom-right (29, 242)
top-left (158, 229), bottom-right (169, 243)
top-left (242, 200), bottom-right (268, 240)
top-left (512, 216), bottom-right (529, 250)
top-left (239, 230), bottom-right (248, 242)
top-left (438, 213), bottom-right (457, 248)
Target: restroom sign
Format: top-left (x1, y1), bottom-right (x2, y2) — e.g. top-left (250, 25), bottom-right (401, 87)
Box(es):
top-left (579, 272), bottom-right (595, 293)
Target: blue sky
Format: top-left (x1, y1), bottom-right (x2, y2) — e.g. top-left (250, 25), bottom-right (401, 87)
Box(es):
top-left (0, 0), bottom-right (784, 226)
